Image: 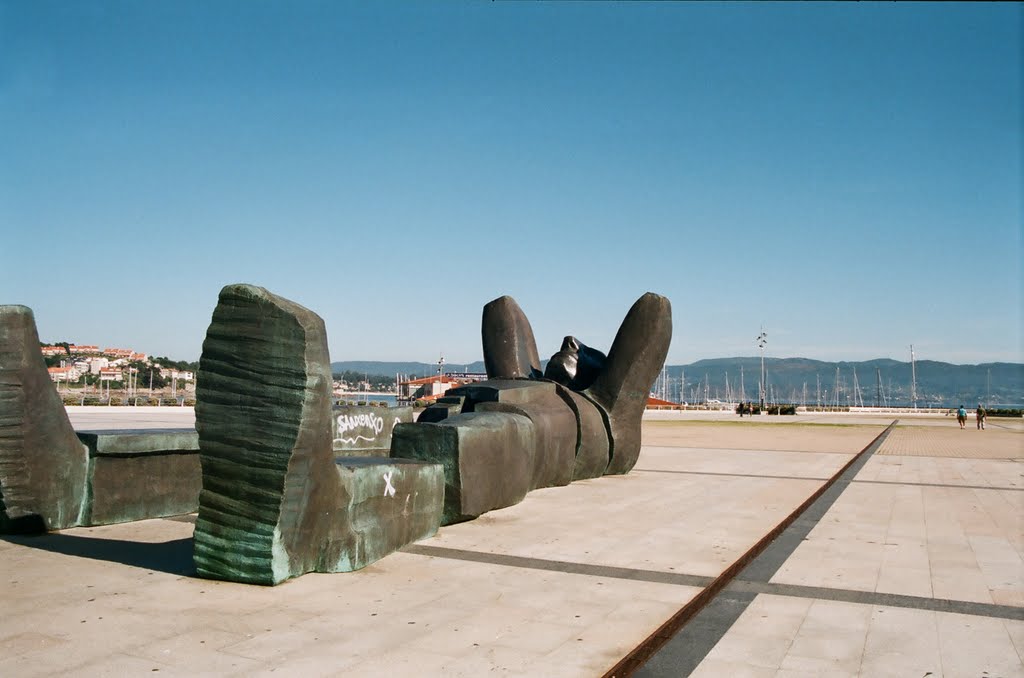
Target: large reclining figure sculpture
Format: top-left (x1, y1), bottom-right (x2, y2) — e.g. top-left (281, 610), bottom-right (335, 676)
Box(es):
top-left (391, 293), bottom-right (672, 525)
top-left (4, 286), bottom-right (669, 588)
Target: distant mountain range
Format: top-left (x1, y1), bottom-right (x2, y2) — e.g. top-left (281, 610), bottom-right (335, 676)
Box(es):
top-left (331, 358), bottom-right (1024, 408)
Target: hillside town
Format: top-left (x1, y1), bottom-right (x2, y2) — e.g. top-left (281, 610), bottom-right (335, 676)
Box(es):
top-left (41, 343), bottom-right (196, 393)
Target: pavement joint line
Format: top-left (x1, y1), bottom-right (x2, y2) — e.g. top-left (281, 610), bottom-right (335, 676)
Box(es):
top-left (634, 469), bottom-right (831, 482)
top-left (634, 470), bottom-right (1024, 493)
top-left (724, 579), bottom-right (1024, 621)
top-left (645, 445), bottom-right (853, 455)
top-left (851, 479), bottom-right (1023, 492)
top-left (347, 542), bottom-right (1024, 623)
top-left (401, 544), bottom-right (716, 588)
top-left (606, 420), bottom-right (899, 678)
top-left (397, 544), bottom-right (1024, 623)
top-left (985, 422), bottom-right (1022, 431)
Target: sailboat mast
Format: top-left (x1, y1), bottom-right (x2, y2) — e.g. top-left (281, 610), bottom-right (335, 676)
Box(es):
top-left (910, 345), bottom-right (917, 409)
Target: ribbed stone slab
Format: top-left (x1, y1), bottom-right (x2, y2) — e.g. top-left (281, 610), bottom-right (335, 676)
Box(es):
top-left (0, 305), bottom-right (88, 533)
top-left (194, 284), bottom-right (443, 585)
top-left (332, 405), bottom-right (412, 457)
top-left (392, 411), bottom-right (535, 525)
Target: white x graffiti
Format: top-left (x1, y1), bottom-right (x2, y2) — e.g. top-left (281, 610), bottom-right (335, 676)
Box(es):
top-left (383, 471), bottom-right (396, 498)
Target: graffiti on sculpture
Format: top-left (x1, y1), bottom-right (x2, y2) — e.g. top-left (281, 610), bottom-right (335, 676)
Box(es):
top-left (335, 411), bottom-right (387, 445)
top-left (332, 404), bottom-right (412, 456)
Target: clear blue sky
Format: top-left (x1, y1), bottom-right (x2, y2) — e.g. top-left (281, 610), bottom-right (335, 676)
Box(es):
top-left (2, 2), bottom-right (1020, 366)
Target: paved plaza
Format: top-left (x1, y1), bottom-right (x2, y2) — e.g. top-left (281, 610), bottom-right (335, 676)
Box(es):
top-left (2, 409), bottom-right (1021, 676)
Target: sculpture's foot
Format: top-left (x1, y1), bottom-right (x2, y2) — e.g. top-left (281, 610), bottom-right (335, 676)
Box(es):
top-left (585, 293), bottom-right (672, 475)
top-left (194, 284), bottom-right (444, 585)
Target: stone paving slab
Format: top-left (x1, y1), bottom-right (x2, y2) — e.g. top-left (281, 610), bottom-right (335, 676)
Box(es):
top-left (878, 423), bottom-right (1023, 458)
top-left (682, 417), bottom-right (1023, 678)
top-left (2, 416), bottom-right (878, 676)
top-left (769, 481), bottom-right (1024, 605)
top-left (642, 420), bottom-right (888, 454)
top-left (5, 411), bottom-right (1021, 676)
top-left (690, 594), bottom-right (1024, 678)
top-left (637, 445), bottom-right (852, 480)
top-left (0, 516), bottom-right (699, 678)
top-left (857, 454), bottom-right (1023, 489)
top-left (415, 466), bottom-right (827, 578)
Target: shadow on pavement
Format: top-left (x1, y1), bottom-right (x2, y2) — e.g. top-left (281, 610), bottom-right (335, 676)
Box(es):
top-left (2, 532), bottom-right (196, 576)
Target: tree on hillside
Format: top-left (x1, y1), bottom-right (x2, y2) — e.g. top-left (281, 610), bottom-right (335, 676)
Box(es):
top-left (132, 361), bottom-right (167, 390)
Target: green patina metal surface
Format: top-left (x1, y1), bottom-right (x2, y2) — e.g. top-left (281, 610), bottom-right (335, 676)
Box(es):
top-left (77, 430), bottom-right (199, 455)
top-left (194, 284), bottom-right (444, 585)
top-left (78, 430), bottom-right (202, 526)
top-left (0, 305), bottom-right (88, 533)
top-left (328, 458), bottom-right (443, 572)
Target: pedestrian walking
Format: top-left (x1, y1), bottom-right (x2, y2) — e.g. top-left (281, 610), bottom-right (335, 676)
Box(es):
top-left (976, 404), bottom-right (986, 430)
top-left (957, 405), bottom-right (967, 429)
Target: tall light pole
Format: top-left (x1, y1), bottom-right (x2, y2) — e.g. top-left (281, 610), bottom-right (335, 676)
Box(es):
top-left (757, 328), bottom-right (767, 412)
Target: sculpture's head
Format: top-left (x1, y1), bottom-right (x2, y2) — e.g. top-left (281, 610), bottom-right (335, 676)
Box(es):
top-left (544, 336), bottom-right (606, 392)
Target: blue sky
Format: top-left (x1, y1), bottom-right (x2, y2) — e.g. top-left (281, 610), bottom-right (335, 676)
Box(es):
top-left (2, 2), bottom-right (1020, 366)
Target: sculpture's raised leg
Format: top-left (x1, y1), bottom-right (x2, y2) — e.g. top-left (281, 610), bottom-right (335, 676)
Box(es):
top-left (583, 293), bottom-right (672, 474)
top-left (481, 296), bottom-right (543, 380)
top-left (0, 306), bottom-right (88, 533)
top-left (194, 285), bottom-right (443, 585)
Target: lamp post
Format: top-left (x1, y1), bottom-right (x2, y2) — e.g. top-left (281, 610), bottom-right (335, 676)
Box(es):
top-left (757, 328), bottom-right (767, 412)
